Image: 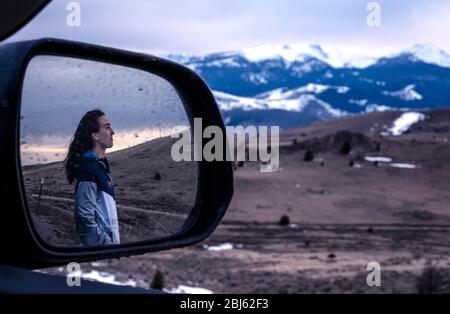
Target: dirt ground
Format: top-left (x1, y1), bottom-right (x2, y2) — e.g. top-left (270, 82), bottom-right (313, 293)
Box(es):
top-left (38, 109), bottom-right (450, 293)
top-left (42, 222), bottom-right (450, 293)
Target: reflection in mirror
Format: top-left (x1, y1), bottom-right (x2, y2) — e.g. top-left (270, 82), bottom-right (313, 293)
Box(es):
top-left (20, 55), bottom-right (197, 248)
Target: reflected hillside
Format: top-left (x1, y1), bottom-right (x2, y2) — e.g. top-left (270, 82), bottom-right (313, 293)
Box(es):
top-left (22, 135), bottom-right (198, 246)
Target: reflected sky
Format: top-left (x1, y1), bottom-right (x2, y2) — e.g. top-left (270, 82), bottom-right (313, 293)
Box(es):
top-left (20, 55), bottom-right (190, 165)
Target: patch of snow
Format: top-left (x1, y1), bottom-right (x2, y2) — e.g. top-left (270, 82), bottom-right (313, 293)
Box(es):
top-left (245, 72), bottom-right (268, 84)
top-left (390, 163), bottom-right (417, 169)
top-left (91, 262), bottom-right (108, 267)
top-left (203, 243), bottom-right (243, 251)
top-left (73, 270), bottom-right (137, 287)
top-left (349, 99), bottom-right (368, 106)
top-left (388, 112), bottom-right (426, 136)
top-left (164, 285), bottom-right (213, 294)
top-left (261, 97), bottom-right (305, 111)
top-left (296, 83), bottom-right (330, 94)
top-left (402, 44), bottom-right (450, 68)
top-left (360, 77), bottom-right (375, 84)
top-left (205, 57), bottom-right (241, 68)
top-left (382, 84), bottom-right (423, 101)
top-left (313, 98), bottom-right (348, 118)
top-left (337, 86), bottom-right (350, 94)
top-left (365, 104), bottom-right (394, 113)
top-left (365, 156), bottom-right (393, 163)
top-left (240, 43), bottom-right (378, 68)
top-left (213, 91), bottom-right (265, 111)
top-left (324, 71), bottom-right (334, 79)
top-left (261, 84), bottom-right (350, 99)
top-left (214, 90), bottom-right (347, 117)
top-left (360, 77), bottom-right (386, 86)
top-left (163, 53), bottom-right (196, 65)
top-left (259, 88), bottom-right (286, 100)
top-left (290, 61), bottom-right (321, 76)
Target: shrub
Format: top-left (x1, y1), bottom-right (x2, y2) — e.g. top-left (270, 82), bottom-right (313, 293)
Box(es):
top-left (150, 270), bottom-right (165, 290)
top-left (417, 266), bottom-right (445, 294)
top-left (278, 215), bottom-right (290, 226)
top-left (303, 150), bottom-right (315, 162)
top-left (340, 141), bottom-right (352, 155)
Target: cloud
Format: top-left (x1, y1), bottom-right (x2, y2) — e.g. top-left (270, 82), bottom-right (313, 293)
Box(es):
top-left (6, 0), bottom-right (450, 55)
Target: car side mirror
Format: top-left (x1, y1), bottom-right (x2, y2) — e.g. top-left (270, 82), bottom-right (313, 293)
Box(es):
top-left (0, 38), bottom-right (233, 269)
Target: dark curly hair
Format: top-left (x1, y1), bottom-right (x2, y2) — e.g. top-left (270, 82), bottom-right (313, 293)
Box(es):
top-left (64, 109), bottom-right (105, 184)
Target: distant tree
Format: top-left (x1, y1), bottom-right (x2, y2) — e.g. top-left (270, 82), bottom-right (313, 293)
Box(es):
top-left (150, 270), bottom-right (165, 290)
top-left (340, 141), bottom-right (352, 155)
top-left (278, 215), bottom-right (290, 226)
top-left (303, 150), bottom-right (315, 162)
top-left (417, 266), bottom-right (446, 294)
top-left (154, 172), bottom-right (161, 181)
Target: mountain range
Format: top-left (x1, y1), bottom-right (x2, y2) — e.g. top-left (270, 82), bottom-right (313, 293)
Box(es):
top-left (165, 44), bottom-right (450, 128)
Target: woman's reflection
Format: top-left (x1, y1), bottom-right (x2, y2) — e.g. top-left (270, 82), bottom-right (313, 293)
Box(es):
top-left (64, 109), bottom-right (120, 246)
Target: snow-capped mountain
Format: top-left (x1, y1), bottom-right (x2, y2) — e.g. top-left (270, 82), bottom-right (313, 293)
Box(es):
top-left (240, 43), bottom-right (378, 69)
top-left (164, 43), bottom-right (450, 128)
top-left (395, 44), bottom-right (450, 68)
top-left (167, 43), bottom-right (450, 71)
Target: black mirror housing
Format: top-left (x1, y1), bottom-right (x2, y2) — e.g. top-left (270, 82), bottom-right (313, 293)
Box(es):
top-left (0, 38), bottom-right (233, 269)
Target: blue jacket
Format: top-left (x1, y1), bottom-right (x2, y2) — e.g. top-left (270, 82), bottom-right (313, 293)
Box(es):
top-left (74, 151), bottom-right (120, 246)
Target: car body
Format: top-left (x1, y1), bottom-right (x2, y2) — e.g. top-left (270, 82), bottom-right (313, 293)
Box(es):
top-left (0, 1), bottom-right (233, 293)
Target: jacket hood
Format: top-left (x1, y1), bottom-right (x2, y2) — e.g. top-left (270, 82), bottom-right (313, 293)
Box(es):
top-left (74, 150), bottom-right (110, 180)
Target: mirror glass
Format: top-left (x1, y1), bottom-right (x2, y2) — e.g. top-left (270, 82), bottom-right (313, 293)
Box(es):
top-left (20, 55), bottom-right (197, 248)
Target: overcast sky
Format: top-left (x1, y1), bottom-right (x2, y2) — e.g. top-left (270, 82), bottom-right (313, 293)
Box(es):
top-left (7, 0), bottom-right (450, 56)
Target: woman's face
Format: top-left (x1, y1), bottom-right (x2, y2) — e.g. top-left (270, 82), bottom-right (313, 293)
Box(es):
top-left (92, 115), bottom-right (115, 149)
